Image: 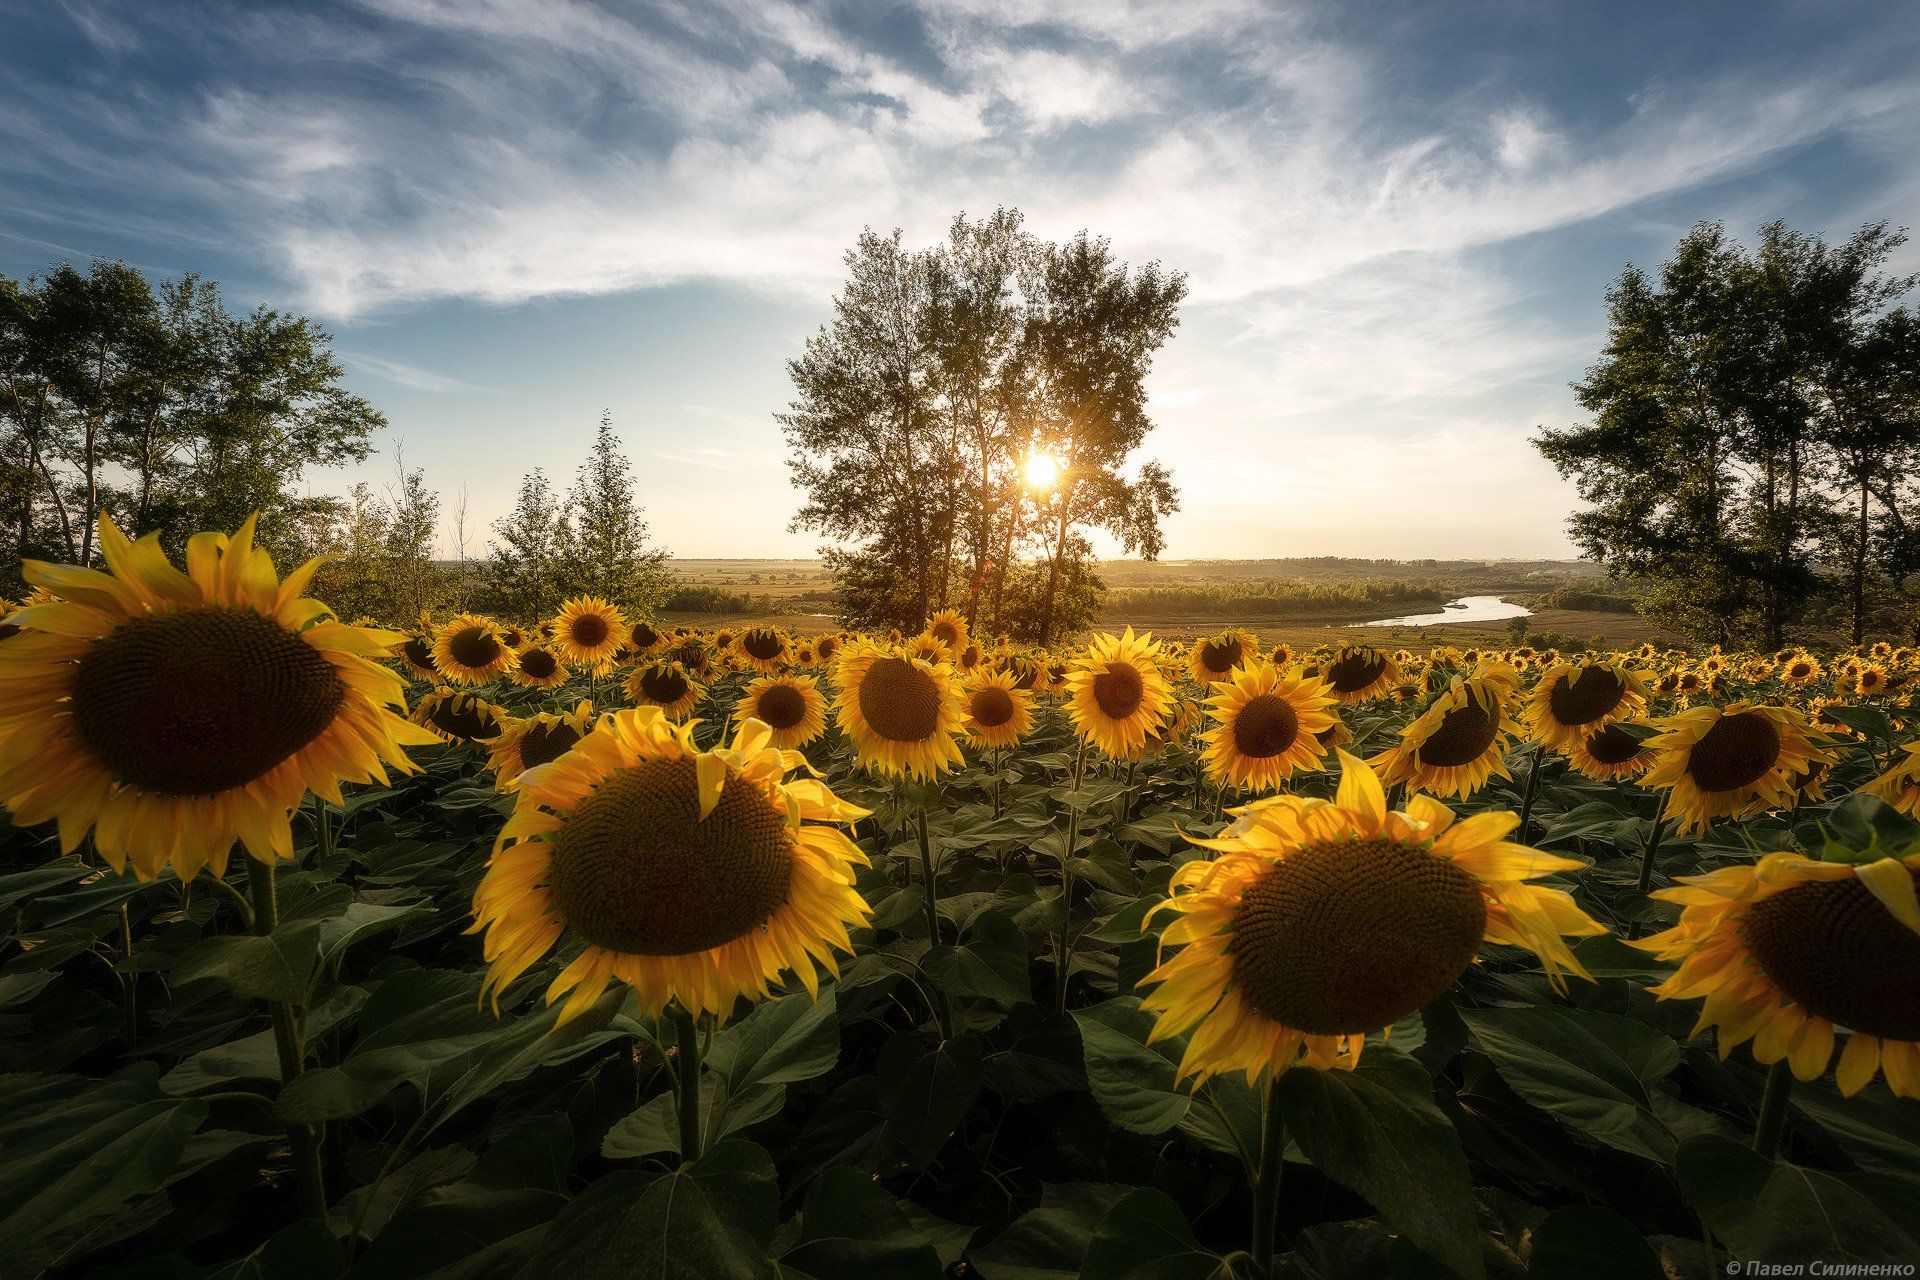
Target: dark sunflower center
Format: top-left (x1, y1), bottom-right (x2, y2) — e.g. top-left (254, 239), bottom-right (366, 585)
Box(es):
top-left (519, 648), bottom-right (559, 679)
top-left (816, 638), bottom-right (838, 661)
top-left (630, 623), bottom-right (658, 648)
top-left (674, 643), bottom-right (706, 670)
top-left (1415, 700), bottom-right (1497, 768)
top-left (857, 657), bottom-right (940, 742)
top-left (570, 614), bottom-right (611, 648)
top-left (1231, 693), bottom-right (1300, 759)
top-left (1326, 651), bottom-right (1387, 694)
top-left (447, 625), bottom-right (501, 669)
top-left (1092, 662), bottom-right (1145, 719)
top-left (546, 757), bottom-right (794, 956)
top-left (1547, 666), bottom-right (1625, 726)
top-left (639, 667), bottom-right (690, 703)
top-left (1789, 661), bottom-right (1812, 679)
top-left (743, 630), bottom-right (783, 660)
top-left (1584, 724), bottom-right (1646, 765)
top-left (960, 644), bottom-right (981, 668)
top-left (1743, 871), bottom-right (1920, 1039)
top-left (1685, 711), bottom-right (1781, 793)
top-left (403, 637), bottom-right (435, 668)
top-left (1200, 638), bottom-right (1242, 672)
top-left (518, 721), bottom-right (581, 768)
top-left (428, 696), bottom-right (501, 743)
top-left (969, 685), bottom-right (1016, 729)
top-left (1230, 836), bottom-right (1487, 1035)
top-left (0, 623), bottom-right (17, 642)
top-left (931, 621), bottom-right (961, 646)
top-left (754, 683), bottom-right (809, 730)
top-left (501, 628), bottom-right (523, 648)
top-left (72, 609), bottom-right (347, 796)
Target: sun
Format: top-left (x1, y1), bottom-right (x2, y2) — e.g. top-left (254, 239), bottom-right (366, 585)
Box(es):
top-left (1022, 451), bottom-right (1062, 490)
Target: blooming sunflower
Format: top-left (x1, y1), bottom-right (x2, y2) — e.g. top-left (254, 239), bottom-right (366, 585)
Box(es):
top-left (1867, 744), bottom-right (1920, 817)
top-left (1139, 751), bottom-right (1603, 1083)
top-left (1200, 663), bottom-right (1336, 793)
top-left (1065, 629), bottom-right (1176, 759)
top-left (734, 673), bottom-right (828, 751)
top-left (506, 643), bottom-right (570, 690)
top-left (396, 631), bottom-right (440, 681)
top-left (1780, 652), bottom-right (1822, 688)
top-left (552, 597), bottom-right (626, 669)
top-left (1562, 722), bottom-right (1659, 782)
top-left (432, 613), bottom-right (512, 685)
top-left (1641, 703), bottom-right (1829, 833)
top-left (736, 626), bottom-right (790, 673)
top-left (471, 708), bottom-right (872, 1023)
top-left (960, 668), bottom-right (1035, 750)
top-left (832, 642), bottom-right (965, 779)
top-left (627, 620), bottom-right (665, 656)
top-left (1373, 672), bottom-right (1520, 799)
top-left (1637, 850), bottom-right (1920, 1099)
top-left (925, 609), bottom-right (969, 656)
top-left (1520, 658), bottom-right (1648, 753)
top-left (1190, 629), bottom-right (1257, 689)
top-left (412, 687), bottom-right (510, 746)
top-left (488, 700), bottom-right (596, 786)
top-left (626, 660), bottom-right (704, 720)
top-left (0, 514), bottom-right (434, 880)
top-left (812, 634), bottom-right (840, 670)
top-left (1318, 644), bottom-right (1400, 704)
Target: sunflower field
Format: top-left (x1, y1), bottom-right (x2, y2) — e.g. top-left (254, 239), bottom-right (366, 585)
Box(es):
top-left (4, 517), bottom-right (1920, 1280)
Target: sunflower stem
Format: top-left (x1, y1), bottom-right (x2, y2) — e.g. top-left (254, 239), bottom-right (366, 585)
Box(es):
top-left (1626, 814), bottom-right (1668, 941)
top-left (246, 859), bottom-right (327, 1220)
top-left (1752, 1059), bottom-right (1794, 1159)
top-left (1053, 738), bottom-right (1089, 1015)
top-left (1116, 759), bottom-right (1137, 828)
top-left (915, 806), bottom-right (955, 1040)
top-left (1251, 1076), bottom-right (1287, 1276)
top-left (118, 901), bottom-right (138, 1049)
top-left (670, 1003), bottom-right (704, 1164)
top-left (1517, 743), bottom-right (1544, 843)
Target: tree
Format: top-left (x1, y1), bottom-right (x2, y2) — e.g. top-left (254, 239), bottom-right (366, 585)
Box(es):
top-left (486, 468), bottom-right (568, 621)
top-left (557, 411), bottom-right (670, 615)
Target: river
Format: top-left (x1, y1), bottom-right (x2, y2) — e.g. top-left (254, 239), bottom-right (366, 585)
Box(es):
top-left (1352, 595), bottom-right (1532, 628)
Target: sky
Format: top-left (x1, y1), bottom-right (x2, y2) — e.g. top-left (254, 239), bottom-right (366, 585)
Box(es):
top-left (3, 0), bottom-right (1918, 561)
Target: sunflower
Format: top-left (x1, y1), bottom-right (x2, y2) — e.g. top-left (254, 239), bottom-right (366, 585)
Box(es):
top-left (1561, 722), bottom-right (1659, 782)
top-left (1520, 658), bottom-right (1649, 752)
top-left (734, 673), bottom-right (828, 751)
top-left (1866, 744), bottom-right (1920, 816)
top-left (626, 660), bottom-right (703, 719)
top-left (0, 514), bottom-right (435, 881)
top-left (488, 701), bottom-right (597, 786)
top-left (1857, 665), bottom-right (1891, 697)
top-left (432, 613), bottom-right (512, 685)
top-left (1318, 644), bottom-right (1400, 704)
top-left (1780, 652), bottom-right (1822, 688)
top-left (507, 643), bottom-right (570, 690)
top-left (736, 626), bottom-right (790, 673)
top-left (1139, 751), bottom-right (1603, 1083)
top-left (957, 641), bottom-right (985, 671)
top-left (960, 668), bottom-right (1035, 750)
top-left (552, 597), bottom-right (626, 669)
top-left (412, 686), bottom-right (510, 746)
top-left (1189, 629), bottom-right (1257, 688)
top-left (396, 631), bottom-right (441, 681)
top-left (1641, 703), bottom-right (1829, 834)
top-left (670, 638), bottom-right (714, 681)
top-left (832, 642), bottom-right (965, 779)
top-left (1200, 663), bottom-right (1336, 793)
top-left (471, 708), bottom-right (872, 1023)
top-left (925, 609), bottom-right (969, 656)
top-left (1372, 672), bottom-right (1520, 799)
top-left (812, 634), bottom-right (840, 669)
top-left (1268, 643), bottom-right (1291, 665)
top-left (1065, 629), bottom-right (1176, 759)
top-left (627, 619), bottom-right (665, 656)
top-left (1637, 850), bottom-right (1920, 1099)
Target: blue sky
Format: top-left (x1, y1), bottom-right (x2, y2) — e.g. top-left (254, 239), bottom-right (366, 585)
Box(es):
top-left (4, 0), bottom-right (1917, 559)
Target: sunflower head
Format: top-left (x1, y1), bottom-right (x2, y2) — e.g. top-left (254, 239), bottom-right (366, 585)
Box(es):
top-left (625, 660), bottom-right (703, 719)
top-left (1200, 662), bottom-right (1336, 792)
top-left (1190, 629), bottom-right (1256, 688)
top-left (507, 643), bottom-right (570, 690)
top-left (1642, 702), bottom-right (1830, 833)
top-left (832, 642), bottom-right (965, 779)
top-left (736, 626), bottom-right (790, 672)
top-left (628, 620), bottom-right (663, 654)
top-left (1373, 672), bottom-right (1519, 799)
top-left (412, 686), bottom-right (510, 746)
top-left (1521, 657), bottom-right (1648, 752)
top-left (1140, 752), bottom-right (1602, 1084)
top-left (1562, 721), bottom-right (1658, 782)
top-left (396, 632), bottom-right (440, 680)
top-left (734, 673), bottom-right (828, 750)
top-left (1319, 644), bottom-right (1400, 704)
top-left (488, 701), bottom-right (597, 786)
top-left (1065, 628), bottom-right (1176, 759)
top-left (960, 668), bottom-right (1035, 750)
top-left (432, 613), bottom-right (512, 685)
top-left (552, 597), bottom-right (627, 668)
top-left (925, 609), bottom-right (969, 655)
top-left (472, 708), bottom-right (873, 1022)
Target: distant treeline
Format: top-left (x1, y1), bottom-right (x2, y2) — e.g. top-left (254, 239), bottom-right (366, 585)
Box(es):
top-left (1100, 579), bottom-right (1448, 621)
top-left (659, 585), bottom-right (789, 615)
top-left (1526, 585), bottom-right (1641, 613)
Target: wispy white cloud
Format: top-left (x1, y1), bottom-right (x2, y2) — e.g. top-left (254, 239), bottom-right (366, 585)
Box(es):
top-left (341, 351), bottom-right (505, 395)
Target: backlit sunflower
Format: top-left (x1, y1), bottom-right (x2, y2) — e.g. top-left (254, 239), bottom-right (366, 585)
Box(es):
top-left (471, 708), bottom-right (872, 1023)
top-left (736, 626), bottom-right (790, 673)
top-left (1065, 629), bottom-right (1176, 759)
top-left (396, 631), bottom-right (440, 681)
top-left (0, 514), bottom-right (434, 881)
top-left (956, 641), bottom-right (985, 672)
top-left (627, 620), bottom-right (665, 656)
top-left (1641, 703), bottom-right (1829, 833)
top-left (432, 613), bottom-right (512, 685)
top-left (960, 668), bottom-right (1035, 750)
top-left (1140, 751), bottom-right (1603, 1083)
top-left (1200, 663), bottom-right (1336, 793)
top-left (832, 642), bottom-right (965, 779)
top-left (1780, 652), bottom-right (1822, 688)
top-left (552, 597), bottom-right (626, 669)
top-left (506, 643), bottom-right (570, 690)
top-left (1857, 665), bottom-right (1891, 697)
top-left (1318, 644), bottom-right (1400, 704)
top-left (488, 701), bottom-right (596, 786)
top-left (812, 634), bottom-right (840, 670)
top-left (1373, 672), bottom-right (1520, 799)
top-left (1562, 722), bottom-right (1658, 782)
top-left (1520, 658), bottom-right (1649, 752)
top-left (412, 687), bottom-right (510, 746)
top-left (925, 609), bottom-right (969, 656)
top-left (626, 660), bottom-right (703, 719)
top-left (1637, 850), bottom-right (1920, 1099)
top-left (1190, 629), bottom-right (1257, 688)
top-left (734, 673), bottom-right (828, 751)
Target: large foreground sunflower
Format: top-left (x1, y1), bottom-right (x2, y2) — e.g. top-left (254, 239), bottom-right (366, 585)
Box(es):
top-left (432, 613), bottom-right (512, 685)
top-left (1637, 850), bottom-right (1920, 1099)
top-left (551, 597), bottom-right (626, 668)
top-left (833, 642), bottom-right (965, 779)
top-left (960, 668), bottom-right (1035, 750)
top-left (1140, 752), bottom-right (1602, 1083)
top-left (1641, 703), bottom-right (1828, 833)
top-left (0, 514), bottom-right (433, 880)
top-left (488, 701), bottom-right (597, 786)
top-left (1520, 658), bottom-right (1648, 752)
top-left (1199, 663), bottom-right (1336, 792)
top-left (471, 708), bottom-right (872, 1023)
top-left (734, 673), bottom-right (828, 751)
top-left (1065, 629), bottom-right (1175, 759)
top-left (1372, 672), bottom-right (1520, 799)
